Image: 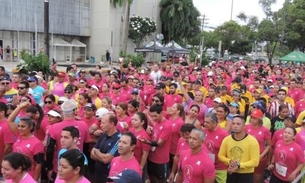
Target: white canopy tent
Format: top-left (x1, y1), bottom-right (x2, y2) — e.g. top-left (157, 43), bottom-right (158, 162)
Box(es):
top-left (51, 38), bottom-right (87, 62)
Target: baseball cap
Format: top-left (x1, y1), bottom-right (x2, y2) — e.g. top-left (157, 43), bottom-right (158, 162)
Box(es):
top-left (61, 99), bottom-right (77, 113)
top-left (84, 103), bottom-right (97, 111)
top-left (47, 110), bottom-right (62, 118)
top-left (251, 109), bottom-right (263, 118)
top-left (27, 76), bottom-right (38, 83)
top-left (173, 71), bottom-right (180, 77)
top-left (79, 69), bottom-right (86, 73)
top-left (57, 72), bottom-right (66, 77)
top-left (285, 114), bottom-right (296, 123)
top-left (107, 169), bottom-right (142, 183)
top-left (0, 76), bottom-right (11, 82)
top-left (229, 102), bottom-right (239, 108)
top-left (213, 97), bottom-right (222, 103)
top-left (68, 72), bottom-right (76, 77)
top-left (95, 108), bottom-right (110, 118)
top-left (207, 71), bottom-right (213, 76)
top-left (154, 82), bottom-right (166, 89)
top-left (160, 76), bottom-right (167, 81)
top-left (131, 88), bottom-right (139, 95)
top-left (251, 101), bottom-right (264, 110)
top-left (194, 79), bottom-right (202, 85)
top-left (90, 85), bottom-right (99, 91)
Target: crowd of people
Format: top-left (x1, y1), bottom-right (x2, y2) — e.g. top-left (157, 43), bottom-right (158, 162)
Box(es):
top-left (0, 59), bottom-right (304, 183)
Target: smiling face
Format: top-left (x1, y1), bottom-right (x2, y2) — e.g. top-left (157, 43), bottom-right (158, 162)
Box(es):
top-left (1, 160), bottom-right (20, 180)
top-left (117, 135), bottom-right (135, 155)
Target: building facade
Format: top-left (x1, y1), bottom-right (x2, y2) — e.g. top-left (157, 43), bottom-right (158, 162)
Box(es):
top-left (0, 0), bottom-right (161, 62)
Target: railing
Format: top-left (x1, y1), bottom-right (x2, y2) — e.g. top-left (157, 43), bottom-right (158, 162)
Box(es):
top-left (292, 170), bottom-right (305, 183)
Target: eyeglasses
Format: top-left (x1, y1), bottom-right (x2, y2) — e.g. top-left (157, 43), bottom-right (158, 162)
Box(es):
top-left (152, 99), bottom-right (160, 103)
top-left (1, 82), bottom-right (9, 85)
top-left (44, 101), bottom-right (52, 104)
top-left (17, 87), bottom-right (25, 90)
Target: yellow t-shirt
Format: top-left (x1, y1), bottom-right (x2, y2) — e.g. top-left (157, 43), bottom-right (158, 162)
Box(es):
top-left (219, 120), bottom-right (227, 129)
top-left (245, 115), bottom-right (271, 130)
top-left (218, 134), bottom-right (260, 173)
top-left (296, 111), bottom-right (305, 126)
top-left (285, 96), bottom-right (295, 107)
top-left (221, 95), bottom-right (233, 104)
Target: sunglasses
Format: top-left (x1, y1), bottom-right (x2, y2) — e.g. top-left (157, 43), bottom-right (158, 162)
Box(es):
top-left (112, 87), bottom-right (120, 90)
top-left (17, 87), bottom-right (25, 90)
top-left (28, 80), bottom-right (35, 83)
top-left (64, 91), bottom-right (72, 94)
top-left (17, 125), bottom-right (27, 128)
top-left (44, 101), bottom-right (52, 104)
top-left (1, 82), bottom-right (10, 85)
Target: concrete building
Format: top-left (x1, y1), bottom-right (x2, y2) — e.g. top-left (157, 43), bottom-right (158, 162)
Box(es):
top-left (0, 0), bottom-right (161, 62)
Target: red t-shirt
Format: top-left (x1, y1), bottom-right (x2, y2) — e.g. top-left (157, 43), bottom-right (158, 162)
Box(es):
top-left (169, 117), bottom-right (184, 154)
top-left (13, 135), bottom-right (44, 177)
top-left (148, 118), bottom-right (172, 164)
top-left (273, 140), bottom-right (305, 181)
top-left (109, 156), bottom-right (142, 177)
top-left (204, 127), bottom-right (229, 170)
top-left (0, 120), bottom-right (15, 161)
top-left (245, 125), bottom-right (271, 154)
top-left (129, 128), bottom-right (151, 163)
top-left (179, 148), bottom-right (215, 182)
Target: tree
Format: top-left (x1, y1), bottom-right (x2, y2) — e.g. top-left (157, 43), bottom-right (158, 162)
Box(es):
top-left (237, 12), bottom-right (247, 22)
top-left (17, 50), bottom-right (51, 75)
top-left (110, 0), bottom-right (133, 53)
top-left (128, 16), bottom-right (157, 47)
top-left (259, 0), bottom-right (277, 19)
top-left (159, 0), bottom-right (200, 42)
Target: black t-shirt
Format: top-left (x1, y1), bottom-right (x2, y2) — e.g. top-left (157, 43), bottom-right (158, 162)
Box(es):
top-left (93, 131), bottom-right (121, 183)
top-left (270, 115), bottom-right (285, 135)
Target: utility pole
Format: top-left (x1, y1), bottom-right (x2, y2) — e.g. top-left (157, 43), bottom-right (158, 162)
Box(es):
top-left (44, 0), bottom-right (50, 59)
top-left (199, 15), bottom-right (208, 66)
top-left (230, 0), bottom-right (234, 20)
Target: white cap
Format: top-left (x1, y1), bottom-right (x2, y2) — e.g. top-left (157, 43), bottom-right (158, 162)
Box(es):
top-left (267, 79), bottom-right (273, 82)
top-left (240, 66), bottom-right (246, 70)
top-left (59, 96), bottom-right (68, 102)
top-left (61, 99), bottom-right (77, 112)
top-left (95, 108), bottom-right (110, 118)
top-left (207, 71), bottom-right (214, 76)
top-left (35, 75), bottom-right (43, 80)
top-left (47, 110), bottom-right (61, 118)
top-left (91, 85), bottom-right (99, 91)
top-left (213, 97), bottom-right (222, 103)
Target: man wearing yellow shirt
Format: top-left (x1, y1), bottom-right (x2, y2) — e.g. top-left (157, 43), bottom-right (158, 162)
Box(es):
top-left (220, 86), bottom-right (233, 104)
top-left (1, 76), bottom-right (18, 104)
top-left (218, 115), bottom-right (260, 183)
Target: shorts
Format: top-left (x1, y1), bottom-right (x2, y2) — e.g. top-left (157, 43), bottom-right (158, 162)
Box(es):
top-left (270, 174), bottom-right (290, 183)
top-left (226, 172), bottom-right (254, 183)
top-left (254, 156), bottom-right (268, 174)
top-left (147, 160), bottom-right (168, 180)
top-left (216, 170), bottom-right (227, 183)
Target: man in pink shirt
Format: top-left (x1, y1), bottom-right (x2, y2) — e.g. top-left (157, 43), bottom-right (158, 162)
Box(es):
top-left (108, 132), bottom-right (142, 177)
top-left (203, 113), bottom-right (229, 183)
top-left (177, 129), bottom-right (216, 183)
top-left (46, 99), bottom-right (90, 181)
top-left (164, 83), bottom-right (182, 111)
top-left (109, 82), bottom-right (127, 106)
top-left (140, 104), bottom-right (172, 183)
top-left (120, 78), bottom-right (132, 101)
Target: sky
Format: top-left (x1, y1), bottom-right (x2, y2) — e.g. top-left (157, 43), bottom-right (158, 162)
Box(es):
top-left (193, 0), bottom-right (285, 29)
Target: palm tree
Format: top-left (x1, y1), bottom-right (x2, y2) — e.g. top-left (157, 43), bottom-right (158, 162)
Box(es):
top-left (110, 0), bottom-right (133, 53)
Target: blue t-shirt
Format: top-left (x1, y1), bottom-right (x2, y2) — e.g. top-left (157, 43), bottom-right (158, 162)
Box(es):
top-left (32, 86), bottom-right (45, 106)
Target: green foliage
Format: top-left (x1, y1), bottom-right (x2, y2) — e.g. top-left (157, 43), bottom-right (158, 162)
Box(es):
top-left (159, 0), bottom-right (201, 42)
top-left (201, 53), bottom-right (210, 66)
top-left (120, 51), bottom-right (145, 68)
top-left (17, 50), bottom-right (51, 74)
top-left (128, 16), bottom-right (157, 47)
top-left (189, 49), bottom-right (198, 62)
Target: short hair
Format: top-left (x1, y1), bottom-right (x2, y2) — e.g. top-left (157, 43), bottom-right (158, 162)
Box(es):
top-left (59, 149), bottom-right (85, 176)
top-left (277, 89), bottom-right (287, 95)
top-left (149, 104), bottom-right (163, 114)
top-left (169, 83), bottom-right (178, 88)
top-left (205, 113), bottom-right (218, 123)
top-left (62, 126), bottom-right (80, 138)
top-left (19, 81), bottom-right (29, 88)
top-left (191, 129), bottom-right (206, 141)
top-left (285, 126), bottom-right (297, 136)
top-left (180, 124), bottom-right (195, 133)
top-left (0, 102), bottom-right (8, 114)
top-left (0, 66), bottom-right (5, 72)
top-left (121, 131), bottom-right (137, 146)
top-left (232, 115), bottom-right (246, 123)
top-left (107, 113), bottom-right (118, 126)
top-left (3, 152), bottom-right (31, 171)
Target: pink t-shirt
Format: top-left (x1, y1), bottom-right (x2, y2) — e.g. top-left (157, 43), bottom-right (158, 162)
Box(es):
top-left (204, 97), bottom-right (215, 109)
top-left (245, 125), bottom-right (271, 154)
top-left (0, 120), bottom-right (15, 161)
top-left (109, 93), bottom-right (127, 106)
top-left (109, 156), bottom-right (142, 177)
top-left (272, 140), bottom-right (305, 181)
top-left (129, 128), bottom-right (151, 163)
top-left (48, 119), bottom-right (90, 172)
top-left (149, 118), bottom-right (172, 164)
top-left (187, 100), bottom-right (208, 124)
top-left (55, 176), bottom-right (90, 183)
top-left (294, 100), bottom-right (305, 117)
top-left (164, 94), bottom-right (183, 110)
top-left (179, 148), bottom-right (215, 182)
top-left (13, 135), bottom-right (44, 177)
top-left (0, 96), bottom-right (7, 104)
top-left (288, 88), bottom-right (300, 103)
top-left (176, 137), bottom-right (189, 155)
top-left (121, 86), bottom-right (132, 100)
top-left (5, 173), bottom-right (36, 183)
top-left (272, 129), bottom-right (303, 147)
top-left (169, 117), bottom-right (184, 154)
top-left (34, 117), bottom-right (49, 141)
top-left (204, 127), bottom-right (229, 170)
top-left (116, 115), bottom-right (131, 133)
top-left (52, 82), bottom-right (68, 97)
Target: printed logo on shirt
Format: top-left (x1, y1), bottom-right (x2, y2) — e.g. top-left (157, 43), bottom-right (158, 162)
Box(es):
top-left (279, 150), bottom-right (287, 162)
top-left (230, 146), bottom-right (243, 162)
top-left (274, 121), bottom-right (285, 131)
top-left (184, 165), bottom-right (193, 180)
top-left (205, 140), bottom-right (215, 152)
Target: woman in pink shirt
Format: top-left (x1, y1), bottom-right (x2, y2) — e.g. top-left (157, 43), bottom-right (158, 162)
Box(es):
top-left (115, 102), bottom-right (131, 133)
top-left (43, 94), bottom-right (59, 114)
top-left (55, 149), bottom-right (90, 183)
top-left (2, 152), bottom-right (36, 183)
top-left (268, 127), bottom-right (305, 182)
top-left (7, 115), bottom-right (44, 181)
top-left (245, 109), bottom-right (271, 183)
top-left (129, 112), bottom-right (150, 171)
top-left (127, 100), bottom-right (139, 117)
top-left (76, 93), bottom-right (92, 120)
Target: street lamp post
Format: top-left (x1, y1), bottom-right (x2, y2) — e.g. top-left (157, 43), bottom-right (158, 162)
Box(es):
top-left (230, 0), bottom-right (234, 20)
